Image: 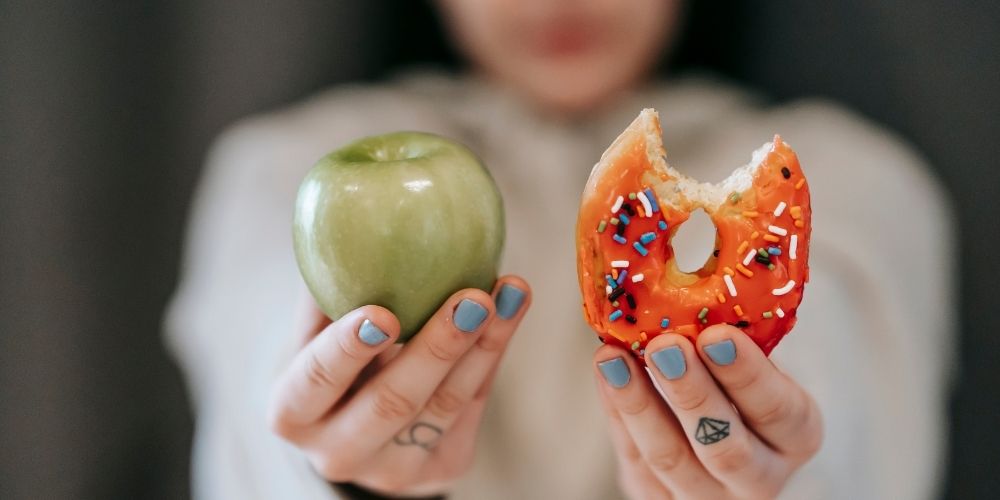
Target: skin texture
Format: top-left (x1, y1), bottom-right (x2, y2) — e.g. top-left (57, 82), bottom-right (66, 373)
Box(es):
top-left (293, 132), bottom-right (504, 341)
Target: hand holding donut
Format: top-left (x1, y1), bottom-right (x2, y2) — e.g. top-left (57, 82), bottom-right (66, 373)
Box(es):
top-left (267, 277), bottom-right (531, 497)
top-left (594, 325), bottom-right (823, 499)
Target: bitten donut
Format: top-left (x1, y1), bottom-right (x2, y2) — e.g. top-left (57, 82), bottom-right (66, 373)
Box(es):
top-left (576, 109), bottom-right (811, 357)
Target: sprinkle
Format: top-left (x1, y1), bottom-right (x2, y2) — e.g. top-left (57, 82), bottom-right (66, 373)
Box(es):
top-left (636, 190), bottom-right (653, 217)
top-left (625, 293), bottom-right (636, 309)
top-left (774, 201), bottom-right (787, 217)
top-left (612, 300), bottom-right (619, 307)
top-left (657, 220), bottom-right (668, 231)
top-left (795, 178), bottom-right (806, 190)
top-left (767, 263), bottom-right (776, 270)
top-left (723, 274), bottom-right (738, 297)
top-left (619, 214), bottom-right (631, 225)
top-left (622, 203), bottom-right (636, 216)
top-left (795, 220), bottom-right (805, 228)
top-left (736, 264), bottom-right (754, 277)
top-left (616, 222), bottom-right (626, 236)
top-left (640, 331), bottom-right (648, 341)
top-left (606, 275), bottom-right (618, 289)
top-left (660, 318), bottom-right (670, 328)
top-left (609, 310), bottom-right (623, 321)
top-left (755, 254), bottom-right (772, 265)
top-left (768, 246), bottom-right (782, 255)
top-left (637, 206), bottom-right (646, 218)
top-left (612, 234), bottom-right (627, 244)
top-left (737, 241), bottom-right (749, 254)
top-left (616, 270), bottom-right (628, 285)
top-left (751, 231), bottom-right (760, 239)
top-left (713, 249), bottom-right (720, 257)
top-left (790, 235), bottom-right (798, 259)
top-left (643, 188), bottom-right (660, 212)
top-left (631, 273), bottom-right (644, 283)
top-left (790, 206), bottom-right (802, 219)
top-left (609, 287), bottom-right (626, 301)
top-left (772, 280), bottom-right (796, 296)
top-left (698, 307), bottom-right (709, 320)
top-left (733, 305), bottom-right (744, 316)
top-left (610, 260), bottom-right (628, 268)
top-left (763, 311), bottom-right (774, 319)
top-left (776, 307), bottom-right (786, 318)
top-left (625, 315), bottom-right (637, 324)
top-left (742, 211), bottom-right (759, 218)
top-left (607, 329), bottom-right (626, 342)
top-left (631, 341), bottom-right (640, 350)
top-left (781, 166), bottom-right (791, 179)
top-left (611, 269), bottom-right (618, 280)
top-left (758, 248), bottom-right (769, 258)
top-left (610, 217), bottom-right (620, 226)
top-left (728, 192), bottom-right (742, 204)
top-left (742, 249), bottom-right (757, 266)
top-left (763, 234), bottom-right (780, 243)
top-left (633, 242), bottom-right (649, 256)
top-left (628, 192), bottom-right (637, 200)
top-left (640, 232), bottom-right (657, 244)
top-left (723, 266), bottom-right (735, 276)
top-left (597, 220), bottom-right (607, 233)
top-left (611, 195), bottom-right (624, 213)
top-left (768, 225), bottom-right (788, 236)
top-left (735, 320), bottom-right (750, 327)
top-left (605, 285), bottom-right (612, 295)
top-left (716, 292), bottom-right (727, 304)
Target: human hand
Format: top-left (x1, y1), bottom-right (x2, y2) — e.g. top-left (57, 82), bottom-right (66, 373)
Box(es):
top-left (269, 276), bottom-right (531, 497)
top-left (593, 325), bottom-right (823, 499)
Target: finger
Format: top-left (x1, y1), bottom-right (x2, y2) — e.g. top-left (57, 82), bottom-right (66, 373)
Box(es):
top-left (644, 334), bottom-right (787, 496)
top-left (695, 325), bottom-right (824, 461)
top-left (594, 345), bottom-right (726, 498)
top-left (596, 382), bottom-right (673, 499)
top-left (269, 306), bottom-right (399, 434)
top-left (321, 288), bottom-right (496, 460)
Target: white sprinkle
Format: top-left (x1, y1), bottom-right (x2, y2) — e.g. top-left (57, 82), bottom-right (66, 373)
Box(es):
top-left (611, 260), bottom-right (630, 268)
top-left (768, 225), bottom-right (788, 236)
top-left (631, 273), bottom-right (645, 283)
top-left (776, 307), bottom-right (786, 318)
top-left (772, 280), bottom-right (796, 296)
top-left (723, 274), bottom-right (738, 297)
top-left (636, 191), bottom-right (653, 218)
top-left (742, 249), bottom-right (756, 266)
top-left (606, 285), bottom-right (612, 296)
top-left (611, 195), bottom-right (624, 213)
top-left (790, 235), bottom-right (799, 260)
top-left (774, 201), bottom-right (787, 217)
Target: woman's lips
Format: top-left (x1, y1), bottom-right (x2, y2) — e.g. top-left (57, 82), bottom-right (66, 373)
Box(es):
top-left (528, 22), bottom-right (605, 58)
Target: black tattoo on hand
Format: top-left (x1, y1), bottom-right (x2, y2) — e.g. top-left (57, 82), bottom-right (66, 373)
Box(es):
top-left (695, 417), bottom-right (730, 445)
top-left (393, 422), bottom-right (443, 451)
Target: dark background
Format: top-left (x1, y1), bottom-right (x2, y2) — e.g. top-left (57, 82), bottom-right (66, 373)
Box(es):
top-left (1, 1), bottom-right (997, 498)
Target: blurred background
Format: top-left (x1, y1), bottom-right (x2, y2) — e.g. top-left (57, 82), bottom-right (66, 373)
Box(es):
top-left (1, 1), bottom-right (997, 498)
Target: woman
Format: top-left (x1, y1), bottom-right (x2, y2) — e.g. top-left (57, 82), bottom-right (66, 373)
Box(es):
top-left (166, 0), bottom-right (954, 498)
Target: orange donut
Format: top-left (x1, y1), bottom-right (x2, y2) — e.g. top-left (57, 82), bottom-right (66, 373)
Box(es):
top-left (576, 109), bottom-right (811, 357)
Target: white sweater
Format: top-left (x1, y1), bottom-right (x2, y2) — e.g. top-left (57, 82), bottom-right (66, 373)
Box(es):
top-left (165, 72), bottom-right (955, 500)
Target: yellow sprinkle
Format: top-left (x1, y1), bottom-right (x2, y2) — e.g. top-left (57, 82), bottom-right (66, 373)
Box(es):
top-left (639, 331), bottom-right (648, 342)
top-left (716, 292), bottom-right (727, 304)
top-left (737, 241), bottom-right (749, 254)
top-left (751, 231), bottom-right (760, 240)
top-left (795, 220), bottom-right (805, 228)
top-left (742, 211), bottom-right (759, 218)
top-left (790, 206), bottom-right (802, 218)
top-left (734, 305), bottom-right (744, 316)
top-left (763, 234), bottom-right (780, 243)
top-left (795, 178), bottom-right (806, 190)
top-left (723, 266), bottom-right (735, 276)
top-left (736, 264), bottom-right (754, 277)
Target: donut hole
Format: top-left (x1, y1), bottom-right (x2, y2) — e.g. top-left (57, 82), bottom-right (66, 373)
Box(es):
top-left (671, 208), bottom-right (718, 274)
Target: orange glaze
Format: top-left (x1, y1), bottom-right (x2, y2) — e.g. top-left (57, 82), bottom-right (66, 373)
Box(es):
top-left (576, 116), bottom-right (810, 358)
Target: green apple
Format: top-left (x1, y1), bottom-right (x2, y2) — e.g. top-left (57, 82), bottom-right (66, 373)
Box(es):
top-left (293, 132), bottom-right (505, 341)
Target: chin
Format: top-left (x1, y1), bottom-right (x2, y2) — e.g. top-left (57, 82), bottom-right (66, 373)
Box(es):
top-left (506, 57), bottom-right (646, 117)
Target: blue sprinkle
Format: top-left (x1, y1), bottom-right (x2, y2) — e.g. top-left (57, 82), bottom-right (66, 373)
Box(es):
top-left (660, 317), bottom-right (670, 328)
top-left (768, 246), bottom-right (782, 255)
top-left (616, 270), bottom-right (628, 285)
top-left (633, 242), bottom-right (649, 256)
top-left (644, 188), bottom-right (660, 212)
top-left (609, 310), bottom-right (623, 321)
top-left (606, 275), bottom-right (618, 289)
top-left (612, 234), bottom-right (627, 244)
top-left (658, 220), bottom-right (668, 231)
top-left (619, 214), bottom-right (631, 225)
top-left (640, 232), bottom-right (657, 244)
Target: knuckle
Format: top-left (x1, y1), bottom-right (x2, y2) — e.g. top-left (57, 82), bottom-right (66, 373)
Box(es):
top-left (364, 471), bottom-right (412, 495)
top-left (475, 330), bottom-right (508, 353)
top-left (266, 405), bottom-right (297, 440)
top-left (645, 447), bottom-right (686, 474)
top-left (305, 351), bottom-right (339, 389)
top-left (617, 394), bottom-right (652, 416)
top-left (671, 386), bottom-right (710, 412)
top-left (752, 394), bottom-right (794, 427)
top-left (727, 364), bottom-right (766, 392)
top-left (706, 438), bottom-right (753, 475)
top-left (310, 452), bottom-right (356, 482)
top-left (371, 382), bottom-right (420, 421)
top-left (425, 386), bottom-right (468, 420)
top-left (423, 336), bottom-right (465, 363)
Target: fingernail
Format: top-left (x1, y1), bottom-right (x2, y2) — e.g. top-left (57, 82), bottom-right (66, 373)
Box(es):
top-left (650, 346), bottom-right (686, 380)
top-left (598, 357), bottom-right (630, 388)
top-left (495, 284), bottom-right (526, 320)
top-left (454, 299), bottom-right (488, 333)
top-left (358, 319), bottom-right (389, 346)
top-left (704, 340), bottom-right (737, 366)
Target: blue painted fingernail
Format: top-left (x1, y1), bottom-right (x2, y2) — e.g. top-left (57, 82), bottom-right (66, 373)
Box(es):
top-left (358, 319), bottom-right (388, 346)
top-left (495, 284), bottom-right (526, 320)
top-left (454, 299), bottom-right (488, 333)
top-left (651, 346), bottom-right (686, 380)
top-left (704, 340), bottom-right (737, 366)
top-left (598, 357), bottom-right (630, 388)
